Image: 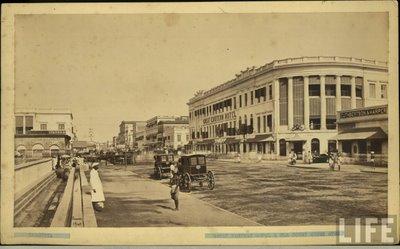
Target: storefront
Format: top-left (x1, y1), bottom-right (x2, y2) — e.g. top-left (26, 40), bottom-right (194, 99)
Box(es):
top-left (334, 105), bottom-right (388, 165)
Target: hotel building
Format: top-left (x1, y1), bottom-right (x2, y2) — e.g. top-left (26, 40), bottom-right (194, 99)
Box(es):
top-left (187, 56), bottom-right (388, 159)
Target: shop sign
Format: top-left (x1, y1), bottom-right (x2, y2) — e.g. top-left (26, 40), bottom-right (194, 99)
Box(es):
top-left (203, 111), bottom-right (237, 125)
top-left (340, 106), bottom-right (387, 119)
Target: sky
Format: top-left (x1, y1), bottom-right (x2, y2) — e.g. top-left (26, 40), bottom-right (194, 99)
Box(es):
top-left (15, 12), bottom-right (388, 142)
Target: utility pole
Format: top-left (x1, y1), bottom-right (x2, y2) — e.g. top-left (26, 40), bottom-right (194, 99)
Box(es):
top-left (89, 128), bottom-right (94, 142)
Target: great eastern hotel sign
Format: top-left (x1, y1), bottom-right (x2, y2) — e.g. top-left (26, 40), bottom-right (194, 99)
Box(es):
top-left (340, 106), bottom-right (387, 119)
top-left (203, 111), bottom-right (237, 124)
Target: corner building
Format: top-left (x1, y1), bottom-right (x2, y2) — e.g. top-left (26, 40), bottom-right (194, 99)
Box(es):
top-left (187, 56), bottom-right (388, 159)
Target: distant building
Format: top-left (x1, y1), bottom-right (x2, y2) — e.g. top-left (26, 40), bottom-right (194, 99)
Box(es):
top-left (143, 116), bottom-right (189, 152)
top-left (72, 141), bottom-right (96, 154)
top-left (14, 108), bottom-right (76, 158)
top-left (118, 121), bottom-right (146, 149)
top-left (187, 56), bottom-right (388, 159)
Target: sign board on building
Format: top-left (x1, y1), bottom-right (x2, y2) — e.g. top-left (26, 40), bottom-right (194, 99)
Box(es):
top-left (203, 111), bottom-right (237, 125)
top-left (339, 106), bottom-right (387, 120)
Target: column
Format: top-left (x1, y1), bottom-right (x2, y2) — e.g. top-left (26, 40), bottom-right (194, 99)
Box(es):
top-left (303, 76), bottom-right (310, 130)
top-left (273, 79), bottom-right (280, 133)
top-left (351, 76), bottom-right (356, 109)
top-left (287, 77), bottom-right (293, 129)
top-left (335, 75), bottom-right (341, 112)
top-left (22, 116), bottom-right (26, 134)
top-left (320, 75), bottom-right (326, 130)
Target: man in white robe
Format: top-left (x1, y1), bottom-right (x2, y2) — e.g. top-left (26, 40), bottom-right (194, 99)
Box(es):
top-left (90, 163), bottom-right (105, 211)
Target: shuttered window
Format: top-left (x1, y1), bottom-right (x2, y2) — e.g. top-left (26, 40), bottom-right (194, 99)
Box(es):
top-left (279, 79), bottom-right (288, 125)
top-left (326, 98), bottom-right (336, 116)
top-left (15, 116), bottom-right (23, 134)
top-left (309, 98), bottom-right (321, 117)
top-left (341, 98), bottom-right (352, 110)
top-left (293, 77), bottom-right (304, 125)
top-left (341, 76), bottom-right (351, 84)
top-left (369, 83), bottom-right (376, 98)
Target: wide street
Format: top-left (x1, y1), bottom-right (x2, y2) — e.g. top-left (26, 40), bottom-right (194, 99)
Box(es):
top-left (96, 159), bottom-right (387, 226)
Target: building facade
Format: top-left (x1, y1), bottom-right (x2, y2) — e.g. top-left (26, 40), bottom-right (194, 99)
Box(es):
top-left (15, 108), bottom-right (76, 158)
top-left (117, 121), bottom-right (146, 149)
top-left (335, 105), bottom-right (388, 165)
top-left (187, 56), bottom-right (388, 159)
top-left (142, 116), bottom-right (189, 152)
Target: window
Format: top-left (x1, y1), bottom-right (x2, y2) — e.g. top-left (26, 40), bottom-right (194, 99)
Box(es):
top-left (41, 123), bottom-right (47, 130)
top-left (268, 84), bottom-right (273, 100)
top-left (244, 93), bottom-right (248, 106)
top-left (325, 85), bottom-right (336, 96)
top-left (25, 116), bottom-right (33, 132)
top-left (381, 84), bottom-right (387, 98)
top-left (186, 134), bottom-right (189, 141)
top-left (239, 95), bottom-right (242, 107)
top-left (15, 116), bottom-right (23, 134)
top-left (267, 115), bottom-right (272, 131)
top-left (190, 157), bottom-right (197, 165)
top-left (369, 83), bottom-right (376, 98)
top-left (309, 85), bottom-right (321, 96)
top-left (251, 91), bottom-right (254, 105)
top-left (309, 118), bottom-right (321, 130)
top-left (263, 115), bottom-right (266, 133)
top-left (58, 123), bottom-right (65, 131)
top-left (356, 85), bottom-right (363, 98)
top-left (257, 116), bottom-right (261, 133)
top-left (341, 85), bottom-right (351, 97)
top-left (326, 117), bottom-right (336, 129)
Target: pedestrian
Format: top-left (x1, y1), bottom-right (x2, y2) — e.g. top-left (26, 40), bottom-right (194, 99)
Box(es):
top-left (288, 150), bottom-right (297, 165)
top-left (336, 152), bottom-right (342, 171)
top-left (170, 171), bottom-right (180, 211)
top-left (307, 151), bottom-right (312, 164)
top-left (90, 162), bottom-right (105, 211)
top-left (52, 155), bottom-right (58, 170)
top-left (370, 151), bottom-right (375, 168)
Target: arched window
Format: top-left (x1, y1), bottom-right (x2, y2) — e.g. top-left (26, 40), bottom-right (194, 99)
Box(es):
top-left (16, 145), bottom-right (26, 156)
top-left (50, 144), bottom-right (60, 157)
top-left (32, 144), bottom-right (45, 158)
top-left (279, 139), bottom-right (286, 156)
top-left (311, 138), bottom-right (320, 155)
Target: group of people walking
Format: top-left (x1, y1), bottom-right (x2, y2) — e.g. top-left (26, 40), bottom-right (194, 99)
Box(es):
top-left (287, 149), bottom-right (342, 171)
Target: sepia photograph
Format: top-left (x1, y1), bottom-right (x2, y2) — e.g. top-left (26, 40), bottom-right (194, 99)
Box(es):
top-left (1, 1), bottom-right (399, 245)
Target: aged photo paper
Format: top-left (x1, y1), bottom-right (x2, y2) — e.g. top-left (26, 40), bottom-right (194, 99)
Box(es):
top-left (1, 1), bottom-right (399, 245)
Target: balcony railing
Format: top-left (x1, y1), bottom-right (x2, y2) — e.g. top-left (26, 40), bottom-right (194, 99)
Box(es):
top-left (310, 124), bottom-right (321, 130)
top-left (26, 130), bottom-right (67, 135)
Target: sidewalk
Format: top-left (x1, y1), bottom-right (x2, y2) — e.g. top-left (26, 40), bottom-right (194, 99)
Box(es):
top-left (95, 167), bottom-right (261, 227)
top-left (287, 162), bottom-right (388, 173)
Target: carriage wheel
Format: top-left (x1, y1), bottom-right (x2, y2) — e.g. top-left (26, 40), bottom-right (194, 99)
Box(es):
top-left (183, 173), bottom-right (191, 192)
top-left (207, 171), bottom-right (215, 190)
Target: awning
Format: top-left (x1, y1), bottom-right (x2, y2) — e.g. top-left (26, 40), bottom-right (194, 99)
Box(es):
top-left (246, 134), bottom-right (274, 143)
top-left (225, 137), bottom-right (241, 144)
top-left (333, 127), bottom-right (387, 141)
top-left (285, 133), bottom-right (307, 141)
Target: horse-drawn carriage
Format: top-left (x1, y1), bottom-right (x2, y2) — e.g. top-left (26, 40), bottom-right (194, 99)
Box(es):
top-left (153, 154), bottom-right (174, 179)
top-left (176, 154), bottom-right (215, 192)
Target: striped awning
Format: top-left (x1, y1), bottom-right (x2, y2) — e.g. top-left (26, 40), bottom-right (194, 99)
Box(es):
top-left (333, 127), bottom-right (387, 141)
